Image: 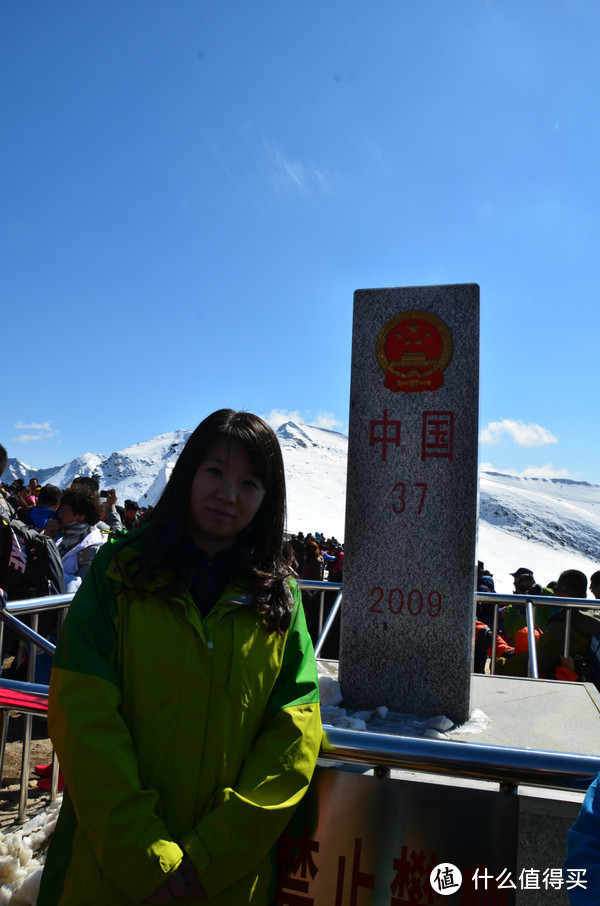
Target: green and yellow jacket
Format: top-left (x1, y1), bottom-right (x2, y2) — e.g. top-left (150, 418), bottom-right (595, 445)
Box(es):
top-left (38, 534), bottom-right (322, 905)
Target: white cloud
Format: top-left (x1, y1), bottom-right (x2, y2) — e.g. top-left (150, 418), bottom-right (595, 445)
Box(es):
top-left (480, 461), bottom-right (572, 480)
top-left (312, 411), bottom-right (343, 431)
top-left (270, 149), bottom-right (306, 192)
top-left (479, 419), bottom-right (558, 447)
top-left (15, 421), bottom-right (53, 431)
top-left (265, 409), bottom-right (345, 433)
top-left (265, 409), bottom-right (305, 430)
top-left (12, 420), bottom-right (60, 443)
top-left (265, 142), bottom-right (335, 196)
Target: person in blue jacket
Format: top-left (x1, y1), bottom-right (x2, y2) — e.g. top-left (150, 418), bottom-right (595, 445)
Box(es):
top-left (564, 772), bottom-right (600, 903)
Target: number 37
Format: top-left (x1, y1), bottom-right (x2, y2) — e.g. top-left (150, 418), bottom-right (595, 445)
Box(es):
top-left (393, 482), bottom-right (427, 515)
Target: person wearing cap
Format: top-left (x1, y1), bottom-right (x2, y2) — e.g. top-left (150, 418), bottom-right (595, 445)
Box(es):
top-left (502, 566), bottom-right (555, 643)
top-left (495, 569), bottom-right (600, 679)
top-left (123, 499), bottom-right (139, 531)
top-left (511, 566), bottom-right (537, 592)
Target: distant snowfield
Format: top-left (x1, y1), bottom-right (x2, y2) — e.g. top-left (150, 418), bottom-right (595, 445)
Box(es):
top-left (477, 521), bottom-right (598, 595)
top-left (479, 472), bottom-right (600, 593)
top-left (278, 422), bottom-right (348, 542)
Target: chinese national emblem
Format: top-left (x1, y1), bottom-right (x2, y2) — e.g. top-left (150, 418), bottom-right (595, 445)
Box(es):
top-left (376, 310), bottom-right (452, 393)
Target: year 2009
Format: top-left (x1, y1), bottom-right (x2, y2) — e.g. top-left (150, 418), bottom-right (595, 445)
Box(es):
top-left (369, 587), bottom-right (442, 617)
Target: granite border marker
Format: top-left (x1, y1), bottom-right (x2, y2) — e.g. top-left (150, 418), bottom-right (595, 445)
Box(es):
top-left (339, 284), bottom-right (480, 724)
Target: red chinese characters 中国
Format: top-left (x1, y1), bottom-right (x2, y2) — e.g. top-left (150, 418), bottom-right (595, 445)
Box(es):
top-left (369, 409), bottom-right (402, 462)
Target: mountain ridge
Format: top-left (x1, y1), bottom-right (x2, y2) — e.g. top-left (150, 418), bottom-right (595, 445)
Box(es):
top-left (3, 424), bottom-right (600, 593)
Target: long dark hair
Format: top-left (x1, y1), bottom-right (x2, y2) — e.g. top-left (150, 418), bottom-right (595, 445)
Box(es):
top-left (123, 409), bottom-right (294, 634)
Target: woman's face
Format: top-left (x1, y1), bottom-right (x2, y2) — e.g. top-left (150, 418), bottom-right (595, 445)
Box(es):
top-left (188, 437), bottom-right (266, 557)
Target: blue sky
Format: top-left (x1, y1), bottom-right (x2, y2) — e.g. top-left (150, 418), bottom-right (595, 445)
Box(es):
top-left (3, 1), bottom-right (599, 482)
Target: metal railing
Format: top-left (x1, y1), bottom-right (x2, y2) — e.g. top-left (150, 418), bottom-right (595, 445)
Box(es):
top-left (0, 593), bottom-right (68, 822)
top-left (321, 726), bottom-right (600, 792)
top-left (296, 579), bottom-right (342, 657)
top-left (476, 591), bottom-right (600, 677)
top-left (2, 585), bottom-right (600, 826)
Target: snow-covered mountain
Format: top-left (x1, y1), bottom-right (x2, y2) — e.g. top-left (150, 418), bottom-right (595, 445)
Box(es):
top-left (3, 430), bottom-right (191, 508)
top-left (3, 422), bottom-right (600, 594)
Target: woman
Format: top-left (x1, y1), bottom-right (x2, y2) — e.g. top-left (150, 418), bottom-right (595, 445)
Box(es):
top-left (38, 410), bottom-right (322, 906)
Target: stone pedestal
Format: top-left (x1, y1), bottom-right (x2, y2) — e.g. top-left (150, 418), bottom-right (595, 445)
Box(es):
top-left (339, 284), bottom-right (480, 723)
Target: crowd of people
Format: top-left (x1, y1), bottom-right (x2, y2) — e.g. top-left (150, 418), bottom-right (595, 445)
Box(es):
top-left (287, 531), bottom-right (343, 583)
top-left (284, 531), bottom-right (344, 660)
top-left (0, 444), bottom-right (155, 687)
top-left (4, 429), bottom-right (600, 899)
top-left (1, 471), bottom-right (148, 593)
top-left (475, 560), bottom-right (600, 684)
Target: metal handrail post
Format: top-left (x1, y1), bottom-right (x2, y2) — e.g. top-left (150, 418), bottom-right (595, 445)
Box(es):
top-left (318, 590), bottom-right (325, 637)
top-left (50, 751), bottom-right (60, 802)
top-left (18, 708), bottom-right (33, 825)
top-left (0, 710), bottom-right (8, 783)
top-left (18, 612), bottom-right (41, 824)
top-left (526, 599), bottom-right (539, 678)
top-left (564, 608), bottom-right (573, 658)
top-left (490, 603), bottom-right (499, 673)
top-left (314, 592), bottom-right (342, 658)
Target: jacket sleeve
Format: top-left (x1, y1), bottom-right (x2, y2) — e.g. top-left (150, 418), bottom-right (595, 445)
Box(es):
top-left (47, 542), bottom-right (184, 902)
top-left (181, 581), bottom-right (322, 898)
top-left (105, 505), bottom-right (124, 531)
top-left (564, 774), bottom-right (600, 904)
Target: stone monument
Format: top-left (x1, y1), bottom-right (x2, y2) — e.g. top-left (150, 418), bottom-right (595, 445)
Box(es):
top-left (339, 284), bottom-right (480, 724)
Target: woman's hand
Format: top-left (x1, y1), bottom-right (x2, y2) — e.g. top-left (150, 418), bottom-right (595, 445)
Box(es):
top-left (145, 855), bottom-right (206, 902)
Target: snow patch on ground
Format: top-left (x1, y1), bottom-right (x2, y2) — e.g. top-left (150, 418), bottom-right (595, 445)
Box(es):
top-left (0, 799), bottom-right (60, 904)
top-left (317, 669), bottom-right (490, 739)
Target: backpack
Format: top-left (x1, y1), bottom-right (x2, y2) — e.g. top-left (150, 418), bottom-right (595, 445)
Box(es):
top-left (0, 515), bottom-right (65, 601)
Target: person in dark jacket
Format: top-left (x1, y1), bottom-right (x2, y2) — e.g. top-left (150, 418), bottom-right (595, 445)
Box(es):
top-left (496, 569), bottom-right (599, 678)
